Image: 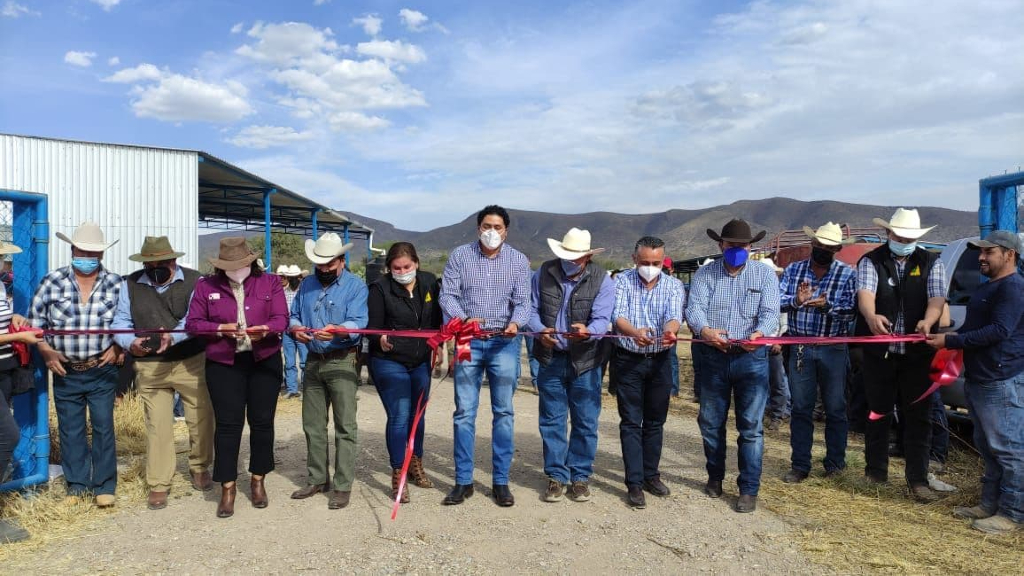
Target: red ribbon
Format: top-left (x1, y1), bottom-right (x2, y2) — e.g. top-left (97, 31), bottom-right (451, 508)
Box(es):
top-left (869, 348), bottom-right (964, 421)
top-left (391, 391), bottom-right (429, 520)
top-left (8, 324), bottom-right (38, 367)
top-left (426, 318), bottom-right (483, 364)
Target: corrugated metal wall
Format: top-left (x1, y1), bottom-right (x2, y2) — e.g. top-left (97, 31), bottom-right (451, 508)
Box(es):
top-left (0, 135), bottom-right (199, 276)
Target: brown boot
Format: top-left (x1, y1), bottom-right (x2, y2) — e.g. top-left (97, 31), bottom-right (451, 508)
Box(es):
top-left (391, 469), bottom-right (410, 503)
top-left (409, 455), bottom-right (434, 488)
top-left (147, 490), bottom-right (168, 510)
top-left (251, 475), bottom-right (268, 509)
top-left (217, 483), bottom-right (236, 518)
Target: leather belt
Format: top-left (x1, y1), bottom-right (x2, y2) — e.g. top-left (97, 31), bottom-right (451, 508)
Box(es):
top-left (66, 355), bottom-right (103, 372)
top-left (307, 348), bottom-right (355, 362)
top-left (616, 347), bottom-right (669, 360)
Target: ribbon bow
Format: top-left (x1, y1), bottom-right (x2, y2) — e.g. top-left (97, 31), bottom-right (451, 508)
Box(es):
top-left (427, 318), bottom-right (483, 364)
top-left (868, 348), bottom-right (964, 421)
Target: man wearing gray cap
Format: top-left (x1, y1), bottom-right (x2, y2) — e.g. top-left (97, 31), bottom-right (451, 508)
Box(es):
top-left (927, 230), bottom-right (1024, 535)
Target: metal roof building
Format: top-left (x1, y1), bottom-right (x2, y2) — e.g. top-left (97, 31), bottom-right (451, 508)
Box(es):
top-left (0, 133), bottom-right (373, 275)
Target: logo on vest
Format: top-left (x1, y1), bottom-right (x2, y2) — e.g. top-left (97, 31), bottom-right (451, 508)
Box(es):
top-left (887, 277), bottom-right (897, 287)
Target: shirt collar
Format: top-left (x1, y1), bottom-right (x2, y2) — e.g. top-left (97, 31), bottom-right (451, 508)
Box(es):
top-left (134, 266), bottom-right (185, 287)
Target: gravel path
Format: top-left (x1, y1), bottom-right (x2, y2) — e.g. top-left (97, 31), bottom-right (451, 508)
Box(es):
top-left (9, 380), bottom-right (819, 574)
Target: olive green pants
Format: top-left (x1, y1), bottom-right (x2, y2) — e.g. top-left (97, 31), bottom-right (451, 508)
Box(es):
top-left (301, 357), bottom-right (359, 491)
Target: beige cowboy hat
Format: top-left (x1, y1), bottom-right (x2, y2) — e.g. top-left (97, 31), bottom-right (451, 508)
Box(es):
top-left (872, 208), bottom-right (935, 240)
top-left (802, 222), bottom-right (854, 246)
top-left (56, 221), bottom-right (118, 252)
top-left (282, 264), bottom-right (302, 277)
top-left (128, 236), bottom-right (185, 262)
top-left (305, 232), bottom-right (354, 265)
top-left (547, 228), bottom-right (606, 260)
top-left (0, 241), bottom-right (22, 255)
top-left (207, 237), bottom-right (258, 271)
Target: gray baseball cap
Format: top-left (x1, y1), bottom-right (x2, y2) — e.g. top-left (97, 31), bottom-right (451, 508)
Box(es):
top-left (968, 230), bottom-right (1022, 253)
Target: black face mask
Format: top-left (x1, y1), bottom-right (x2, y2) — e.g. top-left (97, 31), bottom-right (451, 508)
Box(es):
top-left (287, 277), bottom-right (301, 289)
top-left (144, 266), bottom-right (172, 285)
top-left (811, 246), bottom-right (836, 266)
top-left (315, 268), bottom-right (338, 285)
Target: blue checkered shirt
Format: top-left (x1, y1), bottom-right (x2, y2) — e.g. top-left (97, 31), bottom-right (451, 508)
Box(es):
top-left (612, 269), bottom-right (686, 354)
top-left (779, 259), bottom-right (857, 337)
top-left (29, 265), bottom-right (122, 361)
top-left (857, 254), bottom-right (946, 354)
top-left (685, 259), bottom-right (780, 342)
top-left (439, 242), bottom-right (532, 331)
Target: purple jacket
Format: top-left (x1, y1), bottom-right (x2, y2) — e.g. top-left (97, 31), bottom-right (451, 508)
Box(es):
top-left (185, 272), bottom-right (288, 365)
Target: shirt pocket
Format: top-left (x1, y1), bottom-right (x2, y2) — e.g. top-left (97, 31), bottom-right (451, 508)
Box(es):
top-left (97, 295), bottom-right (118, 322)
top-left (50, 294), bottom-right (76, 325)
top-left (739, 289), bottom-right (762, 319)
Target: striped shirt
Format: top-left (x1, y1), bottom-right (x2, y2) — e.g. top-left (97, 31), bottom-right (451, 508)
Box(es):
top-left (439, 242), bottom-right (532, 331)
top-left (28, 265), bottom-right (122, 361)
top-left (0, 283), bottom-right (12, 362)
top-left (857, 254), bottom-right (947, 354)
top-left (612, 269), bottom-right (686, 354)
top-left (685, 259), bottom-right (780, 342)
top-left (779, 259), bottom-right (857, 337)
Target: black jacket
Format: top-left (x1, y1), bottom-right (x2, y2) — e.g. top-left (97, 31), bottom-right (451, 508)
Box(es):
top-left (367, 271), bottom-right (442, 367)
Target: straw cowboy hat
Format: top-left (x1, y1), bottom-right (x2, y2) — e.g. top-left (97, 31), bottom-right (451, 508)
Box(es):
top-left (707, 219), bottom-right (766, 244)
top-left (305, 232), bottom-right (354, 265)
top-left (872, 208), bottom-right (935, 240)
top-left (0, 241), bottom-right (22, 255)
top-left (207, 237), bottom-right (258, 271)
top-left (128, 236), bottom-right (185, 262)
top-left (546, 228), bottom-right (606, 260)
top-left (56, 221), bottom-right (118, 252)
top-left (803, 222), bottom-right (854, 246)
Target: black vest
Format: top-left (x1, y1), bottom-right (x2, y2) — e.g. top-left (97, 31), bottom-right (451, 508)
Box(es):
top-left (532, 259), bottom-right (607, 375)
top-left (368, 271), bottom-right (441, 368)
top-left (127, 267), bottom-right (205, 362)
top-left (854, 245), bottom-right (938, 357)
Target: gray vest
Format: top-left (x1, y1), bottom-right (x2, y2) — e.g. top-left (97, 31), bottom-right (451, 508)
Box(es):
top-left (127, 267), bottom-right (205, 362)
top-left (532, 259), bottom-right (606, 375)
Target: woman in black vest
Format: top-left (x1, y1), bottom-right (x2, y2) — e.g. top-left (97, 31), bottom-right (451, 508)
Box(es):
top-left (367, 242), bottom-right (441, 503)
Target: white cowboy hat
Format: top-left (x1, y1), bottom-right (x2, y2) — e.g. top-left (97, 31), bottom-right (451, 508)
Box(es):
top-left (305, 232), bottom-right (354, 265)
top-left (283, 264), bottom-right (302, 277)
top-left (802, 222), bottom-right (854, 246)
top-left (276, 264), bottom-right (289, 275)
top-left (872, 208), bottom-right (935, 240)
top-left (546, 228), bottom-right (606, 260)
top-left (699, 257), bottom-right (715, 267)
top-left (55, 221), bottom-right (118, 252)
top-left (759, 257), bottom-right (783, 273)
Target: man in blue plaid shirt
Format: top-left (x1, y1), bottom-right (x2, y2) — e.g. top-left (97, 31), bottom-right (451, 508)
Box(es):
top-left (685, 219), bottom-right (779, 514)
top-left (778, 222), bottom-right (857, 485)
top-left (29, 221), bottom-right (123, 508)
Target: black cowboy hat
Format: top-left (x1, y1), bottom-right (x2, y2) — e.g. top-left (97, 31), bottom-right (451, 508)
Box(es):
top-left (706, 219), bottom-right (767, 244)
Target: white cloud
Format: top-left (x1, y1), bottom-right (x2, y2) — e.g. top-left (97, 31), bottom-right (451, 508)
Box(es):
top-left (1, 1), bottom-right (38, 18)
top-left (103, 63), bottom-right (163, 83)
top-left (107, 56), bottom-right (120, 66)
top-left (328, 111), bottom-right (390, 131)
top-left (235, 21), bottom-right (340, 67)
top-left (313, 0), bottom-right (329, 5)
top-left (356, 40), bottom-right (426, 64)
top-left (90, 0), bottom-right (120, 11)
top-left (103, 63), bottom-right (252, 123)
top-left (228, 125), bottom-right (316, 149)
top-left (352, 14), bottom-right (382, 36)
top-left (230, 22), bottom-right (243, 34)
top-left (64, 51), bottom-right (97, 67)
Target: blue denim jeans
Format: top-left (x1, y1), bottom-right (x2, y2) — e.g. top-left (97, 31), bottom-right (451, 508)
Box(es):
top-left (929, 391), bottom-right (949, 463)
top-left (612, 347), bottom-right (673, 487)
top-left (788, 344), bottom-right (848, 473)
top-left (523, 336), bottom-right (540, 388)
top-left (453, 336), bottom-right (520, 485)
top-left (537, 351), bottom-right (603, 483)
top-left (767, 350), bottom-right (791, 419)
top-left (371, 357), bottom-right (431, 470)
top-left (690, 341), bottom-right (705, 401)
top-left (53, 364), bottom-right (119, 496)
top-left (282, 333), bottom-right (308, 394)
top-left (669, 343), bottom-right (680, 396)
top-left (698, 345), bottom-right (770, 495)
top-left (965, 372), bottom-right (1024, 522)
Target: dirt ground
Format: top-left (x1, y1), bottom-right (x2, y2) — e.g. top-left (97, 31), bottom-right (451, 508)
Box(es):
top-left (2, 363), bottom-right (820, 574)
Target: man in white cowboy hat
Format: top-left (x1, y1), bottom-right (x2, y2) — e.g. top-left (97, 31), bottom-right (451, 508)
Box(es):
top-left (524, 228), bottom-right (615, 503)
top-left (685, 218), bottom-right (779, 513)
top-left (611, 235), bottom-right (685, 509)
top-left (277, 264), bottom-right (307, 399)
top-left (108, 236), bottom-right (214, 510)
top-left (288, 233), bottom-right (367, 510)
top-left (777, 222), bottom-right (858, 485)
top-left (855, 208), bottom-right (947, 503)
top-left (28, 221), bottom-right (123, 508)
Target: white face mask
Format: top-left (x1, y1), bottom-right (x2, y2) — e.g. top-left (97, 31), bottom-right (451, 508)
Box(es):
top-left (480, 229), bottom-right (503, 250)
top-left (637, 265), bottom-right (661, 282)
top-left (392, 270), bottom-right (416, 285)
top-left (226, 267), bottom-right (251, 284)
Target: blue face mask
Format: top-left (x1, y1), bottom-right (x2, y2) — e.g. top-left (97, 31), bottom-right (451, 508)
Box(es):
top-left (888, 239), bottom-right (917, 257)
top-left (560, 259), bottom-right (584, 277)
top-left (723, 247), bottom-right (749, 268)
top-left (71, 257), bottom-right (99, 275)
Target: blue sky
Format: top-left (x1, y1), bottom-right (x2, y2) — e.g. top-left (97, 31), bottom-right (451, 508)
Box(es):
top-left (1, 0), bottom-right (1022, 230)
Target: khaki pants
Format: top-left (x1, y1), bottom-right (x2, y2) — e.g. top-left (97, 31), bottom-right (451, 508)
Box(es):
top-left (136, 353), bottom-right (214, 491)
top-left (301, 358), bottom-right (358, 491)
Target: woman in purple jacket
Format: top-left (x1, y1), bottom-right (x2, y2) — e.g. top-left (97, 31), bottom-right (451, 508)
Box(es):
top-left (186, 238), bottom-right (288, 518)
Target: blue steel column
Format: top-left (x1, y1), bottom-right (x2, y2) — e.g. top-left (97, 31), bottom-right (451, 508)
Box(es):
top-left (311, 208), bottom-right (320, 238)
top-left (263, 188), bottom-right (276, 270)
top-left (343, 224), bottom-right (350, 268)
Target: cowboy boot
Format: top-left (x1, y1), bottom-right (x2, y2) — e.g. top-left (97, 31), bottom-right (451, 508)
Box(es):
top-left (391, 469), bottom-right (410, 503)
top-left (409, 455), bottom-right (434, 488)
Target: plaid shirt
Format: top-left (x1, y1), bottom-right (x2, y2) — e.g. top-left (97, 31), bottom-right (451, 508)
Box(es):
top-left (439, 242), bottom-right (532, 331)
top-left (612, 269), bottom-right (685, 354)
top-left (857, 254), bottom-right (947, 354)
top-left (29, 265), bottom-right (122, 361)
top-left (685, 259), bottom-right (780, 343)
top-left (779, 259), bottom-right (857, 337)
